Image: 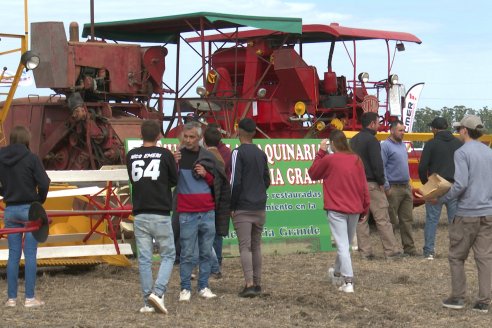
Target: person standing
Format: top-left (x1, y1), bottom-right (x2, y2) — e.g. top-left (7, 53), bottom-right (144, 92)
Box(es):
top-left (174, 122), bottom-right (229, 302)
top-left (207, 123), bottom-right (232, 179)
top-left (0, 126), bottom-right (51, 308)
top-left (418, 117), bottom-right (462, 260)
top-left (126, 120), bottom-right (178, 314)
top-left (203, 126), bottom-right (232, 278)
top-left (381, 120), bottom-right (417, 256)
top-left (230, 118), bottom-right (270, 297)
top-left (438, 115), bottom-right (492, 313)
top-left (308, 130), bottom-right (369, 293)
top-left (350, 112), bottom-right (403, 260)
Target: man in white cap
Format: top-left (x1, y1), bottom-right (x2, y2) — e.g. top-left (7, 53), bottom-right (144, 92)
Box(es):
top-left (438, 115), bottom-right (492, 313)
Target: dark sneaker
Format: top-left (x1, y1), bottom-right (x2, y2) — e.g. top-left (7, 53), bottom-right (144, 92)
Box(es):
top-left (211, 272), bottom-right (223, 280)
top-left (442, 297), bottom-right (465, 310)
top-left (238, 286), bottom-right (257, 298)
top-left (472, 302), bottom-right (489, 313)
top-left (254, 285), bottom-right (262, 296)
top-left (386, 252), bottom-right (405, 260)
top-left (361, 254), bottom-right (375, 261)
top-left (404, 251), bottom-right (419, 257)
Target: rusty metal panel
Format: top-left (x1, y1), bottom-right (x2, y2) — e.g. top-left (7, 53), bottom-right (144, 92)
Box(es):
top-left (31, 22), bottom-right (69, 88)
top-left (108, 117), bottom-right (142, 141)
top-left (72, 43), bottom-right (142, 93)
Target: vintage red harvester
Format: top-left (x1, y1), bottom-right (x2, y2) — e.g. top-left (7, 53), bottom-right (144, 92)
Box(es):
top-left (3, 10), bottom-right (426, 168)
top-left (1, 3), bottom-right (439, 265)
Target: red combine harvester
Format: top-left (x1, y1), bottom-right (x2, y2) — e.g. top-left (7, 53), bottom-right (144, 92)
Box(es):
top-left (4, 11), bottom-right (423, 163)
top-left (1, 4), bottom-right (438, 266)
top-left (5, 11), bottom-right (432, 197)
top-left (3, 13), bottom-right (302, 170)
top-left (0, 10), bottom-right (303, 266)
top-left (178, 24), bottom-right (422, 138)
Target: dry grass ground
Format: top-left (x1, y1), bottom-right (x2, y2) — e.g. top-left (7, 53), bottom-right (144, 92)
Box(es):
top-left (0, 207), bottom-right (490, 327)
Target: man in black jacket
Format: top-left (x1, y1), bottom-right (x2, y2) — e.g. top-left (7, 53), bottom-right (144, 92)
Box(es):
top-left (231, 118), bottom-right (270, 297)
top-left (350, 112), bottom-right (403, 260)
top-left (418, 117), bottom-right (462, 260)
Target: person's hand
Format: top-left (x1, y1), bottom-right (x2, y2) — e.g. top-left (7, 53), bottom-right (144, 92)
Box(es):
top-left (194, 163), bottom-right (207, 177)
top-left (414, 190), bottom-right (424, 198)
top-left (359, 214), bottom-right (368, 223)
top-left (320, 138), bottom-right (329, 152)
top-left (173, 149), bottom-right (181, 163)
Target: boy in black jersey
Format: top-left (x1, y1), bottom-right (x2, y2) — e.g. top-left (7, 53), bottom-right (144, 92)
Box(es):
top-left (126, 120), bottom-right (178, 314)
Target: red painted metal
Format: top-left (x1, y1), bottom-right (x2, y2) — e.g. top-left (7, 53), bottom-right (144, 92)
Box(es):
top-left (4, 21), bottom-right (167, 170)
top-left (4, 15), bottom-right (421, 169)
top-left (188, 23), bottom-right (421, 43)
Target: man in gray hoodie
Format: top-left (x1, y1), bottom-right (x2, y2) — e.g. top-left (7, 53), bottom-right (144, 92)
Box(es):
top-left (418, 117), bottom-right (462, 260)
top-left (438, 115), bottom-right (492, 313)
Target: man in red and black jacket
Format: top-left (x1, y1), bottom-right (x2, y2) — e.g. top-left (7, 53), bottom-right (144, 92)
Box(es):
top-left (173, 122), bottom-right (229, 302)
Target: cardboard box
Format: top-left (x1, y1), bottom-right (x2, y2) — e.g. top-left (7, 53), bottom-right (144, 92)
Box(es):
top-left (417, 173), bottom-right (452, 200)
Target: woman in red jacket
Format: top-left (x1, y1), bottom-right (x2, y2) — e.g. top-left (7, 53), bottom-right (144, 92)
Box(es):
top-left (308, 130), bottom-right (370, 293)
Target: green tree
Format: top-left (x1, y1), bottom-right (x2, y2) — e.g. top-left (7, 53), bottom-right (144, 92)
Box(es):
top-left (412, 107), bottom-right (439, 132)
top-left (412, 105), bottom-right (492, 133)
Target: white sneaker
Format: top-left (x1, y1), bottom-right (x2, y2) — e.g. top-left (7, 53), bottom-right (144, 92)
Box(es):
top-left (338, 282), bottom-right (354, 293)
top-left (148, 293), bottom-right (168, 314)
top-left (198, 287), bottom-right (217, 299)
top-left (425, 254), bottom-right (435, 260)
top-left (328, 267), bottom-right (343, 286)
top-left (5, 298), bottom-right (16, 307)
top-left (139, 305), bottom-right (155, 313)
top-left (179, 289), bottom-right (191, 302)
top-left (24, 298), bottom-right (45, 308)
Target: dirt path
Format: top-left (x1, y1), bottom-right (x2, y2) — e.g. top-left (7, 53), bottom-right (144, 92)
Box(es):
top-left (0, 208), bottom-right (489, 327)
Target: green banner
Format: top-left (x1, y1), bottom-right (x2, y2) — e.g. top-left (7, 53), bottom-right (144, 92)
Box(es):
top-left (125, 138), bottom-right (334, 255)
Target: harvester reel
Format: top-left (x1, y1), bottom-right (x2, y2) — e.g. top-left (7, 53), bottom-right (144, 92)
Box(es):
top-left (48, 148), bottom-right (69, 170)
top-left (29, 202), bottom-right (49, 243)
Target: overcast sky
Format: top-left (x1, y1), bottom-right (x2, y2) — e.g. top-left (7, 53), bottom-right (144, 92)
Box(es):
top-left (2, 0), bottom-right (492, 110)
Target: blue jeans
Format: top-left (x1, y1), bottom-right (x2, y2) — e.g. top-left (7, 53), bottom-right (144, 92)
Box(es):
top-left (179, 210), bottom-right (215, 291)
top-left (423, 198), bottom-right (457, 256)
top-left (328, 210), bottom-right (359, 279)
top-left (4, 204), bottom-right (38, 299)
top-left (134, 214), bottom-right (175, 305)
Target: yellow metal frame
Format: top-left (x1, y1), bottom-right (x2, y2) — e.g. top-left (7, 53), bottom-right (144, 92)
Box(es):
top-left (0, 0), bottom-right (30, 145)
top-left (343, 131), bottom-right (492, 144)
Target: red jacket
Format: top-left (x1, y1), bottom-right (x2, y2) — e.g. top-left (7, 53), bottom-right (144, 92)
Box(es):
top-left (308, 150), bottom-right (370, 214)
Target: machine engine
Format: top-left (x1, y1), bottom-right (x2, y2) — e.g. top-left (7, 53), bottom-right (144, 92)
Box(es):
top-left (6, 22), bottom-right (166, 170)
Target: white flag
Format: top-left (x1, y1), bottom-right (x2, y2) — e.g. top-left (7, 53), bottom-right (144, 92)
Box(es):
top-left (402, 83), bottom-right (425, 132)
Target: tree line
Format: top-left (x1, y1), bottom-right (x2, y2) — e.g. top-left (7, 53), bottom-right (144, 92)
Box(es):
top-left (412, 106), bottom-right (492, 134)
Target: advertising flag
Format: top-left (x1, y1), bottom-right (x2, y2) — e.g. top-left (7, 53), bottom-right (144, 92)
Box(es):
top-left (402, 82), bottom-right (425, 132)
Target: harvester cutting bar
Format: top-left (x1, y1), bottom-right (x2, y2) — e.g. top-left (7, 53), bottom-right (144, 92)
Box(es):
top-left (45, 208), bottom-right (132, 217)
top-left (45, 167), bottom-right (131, 255)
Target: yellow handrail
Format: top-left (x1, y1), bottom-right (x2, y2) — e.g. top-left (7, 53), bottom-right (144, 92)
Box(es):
top-left (0, 0), bottom-right (29, 145)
